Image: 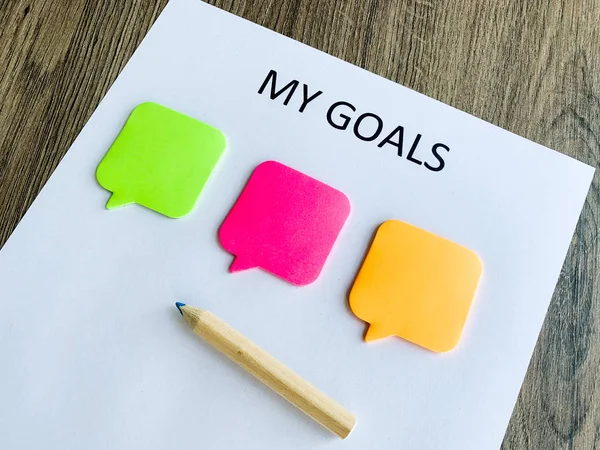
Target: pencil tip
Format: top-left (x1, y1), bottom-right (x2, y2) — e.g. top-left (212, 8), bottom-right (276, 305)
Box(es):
top-left (175, 302), bottom-right (186, 315)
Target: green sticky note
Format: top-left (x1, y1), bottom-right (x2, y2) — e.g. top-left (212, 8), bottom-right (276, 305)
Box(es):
top-left (96, 102), bottom-right (226, 218)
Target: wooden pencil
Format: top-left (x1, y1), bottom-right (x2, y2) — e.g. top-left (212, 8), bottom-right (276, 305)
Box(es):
top-left (175, 302), bottom-right (356, 439)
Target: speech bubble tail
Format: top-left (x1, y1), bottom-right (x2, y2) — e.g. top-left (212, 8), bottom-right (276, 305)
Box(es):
top-left (105, 192), bottom-right (131, 210)
top-left (229, 257), bottom-right (255, 273)
top-left (364, 324), bottom-right (395, 342)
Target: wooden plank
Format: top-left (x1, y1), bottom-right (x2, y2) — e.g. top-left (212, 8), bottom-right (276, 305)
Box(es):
top-left (0, 0), bottom-right (598, 448)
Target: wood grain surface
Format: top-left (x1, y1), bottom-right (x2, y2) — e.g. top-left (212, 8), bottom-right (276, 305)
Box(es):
top-left (0, 0), bottom-right (598, 448)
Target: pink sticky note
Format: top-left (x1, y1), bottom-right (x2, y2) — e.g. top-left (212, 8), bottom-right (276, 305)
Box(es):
top-left (219, 160), bottom-right (351, 285)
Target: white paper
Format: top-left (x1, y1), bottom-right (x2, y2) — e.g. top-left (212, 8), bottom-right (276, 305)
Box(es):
top-left (0, 1), bottom-right (594, 448)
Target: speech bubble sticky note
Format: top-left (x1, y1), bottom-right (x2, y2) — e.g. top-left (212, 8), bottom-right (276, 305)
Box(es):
top-left (219, 161), bottom-right (351, 286)
top-left (349, 220), bottom-right (482, 352)
top-left (96, 102), bottom-right (226, 218)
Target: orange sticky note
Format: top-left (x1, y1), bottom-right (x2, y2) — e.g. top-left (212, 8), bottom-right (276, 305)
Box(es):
top-left (349, 220), bottom-right (482, 352)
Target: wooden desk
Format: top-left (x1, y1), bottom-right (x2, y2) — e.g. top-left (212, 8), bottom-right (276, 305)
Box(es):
top-left (0, 1), bottom-right (598, 448)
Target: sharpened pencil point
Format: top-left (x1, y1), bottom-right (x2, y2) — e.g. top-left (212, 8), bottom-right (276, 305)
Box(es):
top-left (175, 302), bottom-right (186, 315)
